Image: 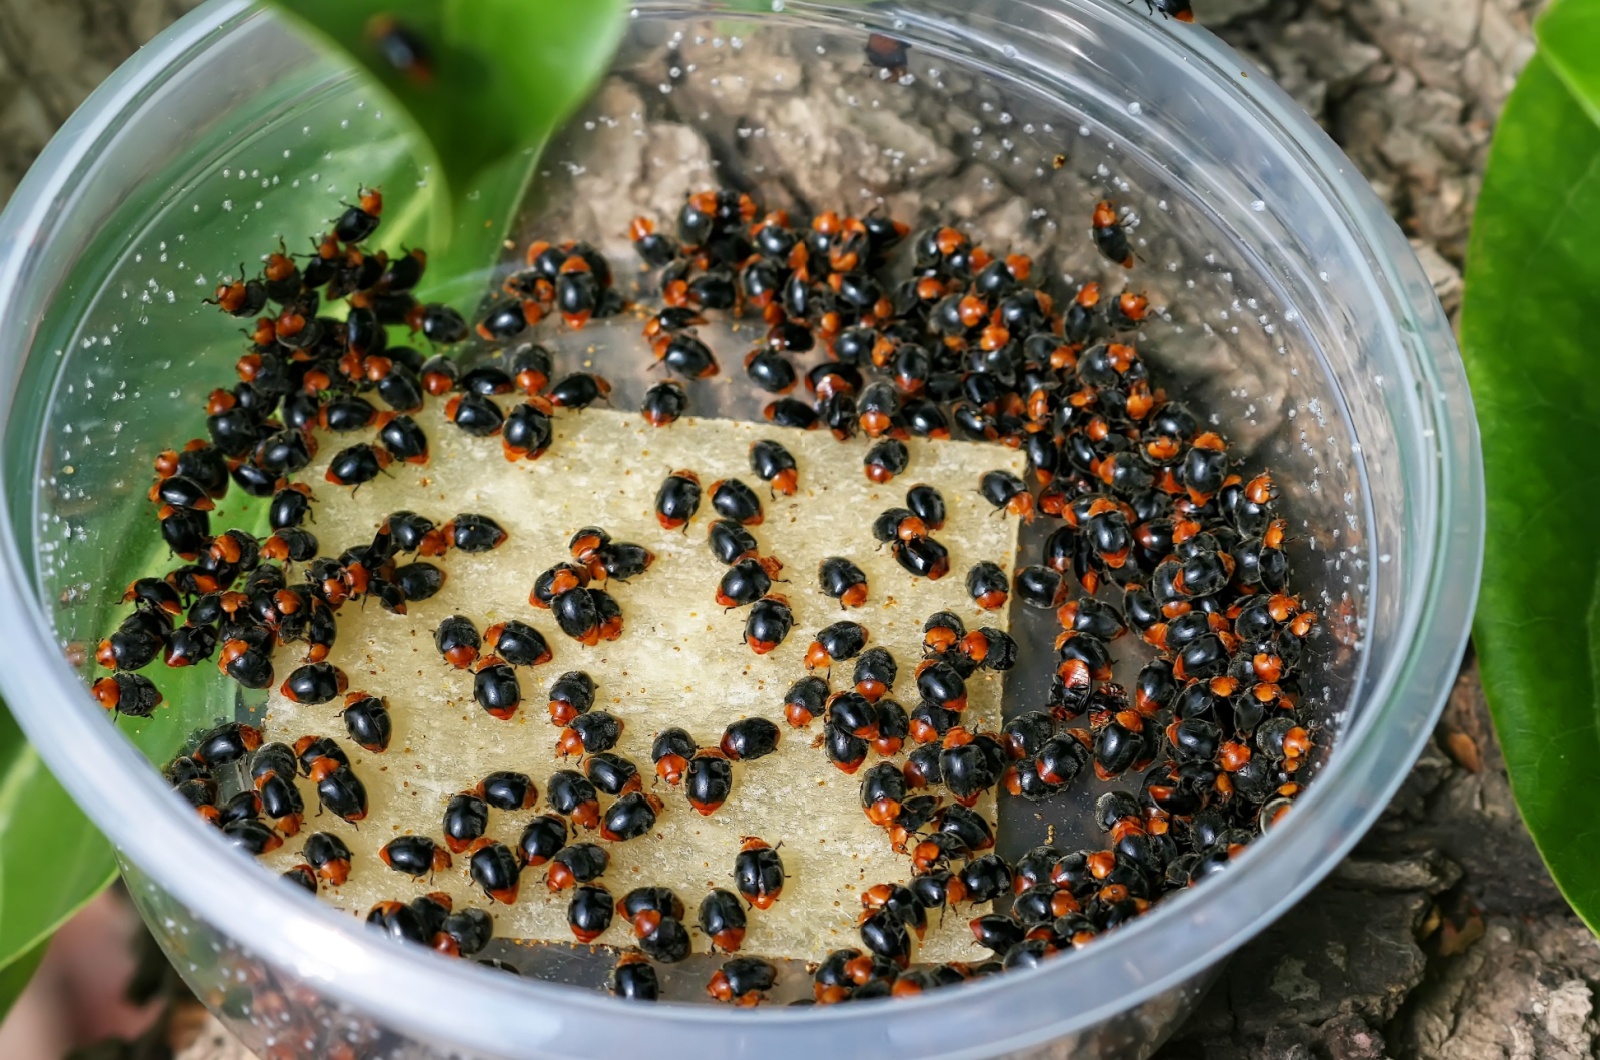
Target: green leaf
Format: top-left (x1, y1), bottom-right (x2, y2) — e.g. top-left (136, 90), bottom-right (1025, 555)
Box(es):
top-left (265, 0), bottom-right (627, 308)
top-left (1460, 45), bottom-right (1600, 934)
top-left (1539, 0), bottom-right (1600, 128)
top-left (0, 938), bottom-right (48, 1025)
top-left (0, 703), bottom-right (116, 977)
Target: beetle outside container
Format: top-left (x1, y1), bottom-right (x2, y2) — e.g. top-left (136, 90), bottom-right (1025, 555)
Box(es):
top-left (0, 0), bottom-right (1481, 1056)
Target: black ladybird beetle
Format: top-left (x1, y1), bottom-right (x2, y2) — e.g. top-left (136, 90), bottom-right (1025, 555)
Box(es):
top-left (548, 671), bottom-right (596, 724)
top-left (651, 727), bottom-right (697, 785)
top-left (381, 835), bottom-right (451, 877)
top-left (699, 888), bottom-right (748, 952)
top-left (473, 658), bottom-right (522, 720)
top-left (517, 814), bottom-right (568, 867)
top-left (92, 673), bottom-right (163, 718)
top-left (556, 710), bottom-right (622, 757)
top-left (502, 399), bottom-right (554, 461)
top-left (340, 693), bottom-right (392, 752)
top-left (599, 791), bottom-right (662, 842)
top-left (302, 833), bottom-right (352, 886)
top-left (280, 662), bottom-right (348, 705)
top-left (904, 483), bottom-right (947, 530)
top-left (852, 647), bottom-right (898, 702)
top-left (708, 956), bottom-right (777, 1006)
top-left (434, 615), bottom-right (480, 669)
top-left (734, 837), bottom-right (785, 909)
top-left (783, 676), bottom-right (828, 728)
top-left (548, 372), bottom-right (611, 409)
top-left (324, 443), bottom-right (393, 488)
top-left (655, 469), bottom-right (702, 531)
top-left (568, 884), bottom-right (614, 943)
top-left (716, 556), bottom-right (779, 609)
top-left (1092, 200), bottom-right (1135, 268)
top-left (686, 749), bottom-right (734, 815)
top-left (483, 620), bottom-right (552, 667)
top-left (805, 620), bottom-right (869, 670)
top-left (965, 561), bottom-right (1009, 611)
top-left (641, 380), bottom-right (688, 427)
top-left (467, 838), bottom-right (522, 905)
top-left (720, 717), bottom-right (780, 761)
top-left (611, 952), bottom-right (660, 1001)
top-left (818, 556), bottom-right (868, 609)
top-left (709, 478), bottom-right (763, 526)
top-left (444, 392), bottom-right (504, 437)
top-left (864, 439), bottom-right (910, 484)
top-left (749, 439), bottom-right (799, 496)
top-left (745, 594), bottom-right (794, 655)
top-left (979, 469), bottom-right (1035, 522)
top-left (309, 756), bottom-right (368, 823)
top-left (442, 792), bottom-right (490, 854)
top-left (476, 770), bottom-right (538, 811)
top-left (445, 513), bottom-right (507, 552)
top-left (546, 769), bottom-right (601, 830)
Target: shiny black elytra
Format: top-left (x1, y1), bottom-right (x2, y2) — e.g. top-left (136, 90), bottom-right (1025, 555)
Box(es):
top-left (655, 470), bottom-right (702, 531)
top-left (904, 483), bottom-right (946, 529)
top-left (599, 791), bottom-right (660, 842)
top-left (568, 884), bottom-right (614, 943)
top-left (748, 438), bottom-right (798, 495)
top-left (818, 556), bottom-right (868, 609)
top-left (473, 661), bottom-right (521, 720)
top-left (733, 838), bottom-right (784, 909)
top-left (448, 513), bottom-right (507, 553)
top-left (745, 348), bottom-right (797, 394)
top-left (709, 478), bottom-right (763, 526)
top-left (708, 519), bottom-right (760, 565)
top-left (611, 953), bottom-right (660, 1001)
top-left (720, 717), bottom-right (780, 761)
top-left (477, 769), bottom-right (537, 811)
top-left (443, 792), bottom-right (490, 853)
top-left (641, 380), bottom-right (688, 427)
top-left (468, 840), bottom-right (522, 904)
top-left (744, 594), bottom-right (794, 655)
top-left (548, 671), bottom-right (596, 724)
top-left (892, 536), bottom-right (950, 580)
top-left (340, 694), bottom-right (392, 752)
top-left (699, 888), bottom-right (748, 953)
top-left (517, 814), bottom-right (568, 867)
top-left (686, 750), bottom-right (734, 815)
top-left (381, 835), bottom-right (447, 877)
top-left (716, 557), bottom-right (773, 609)
top-left (546, 769), bottom-right (600, 830)
top-left (483, 620), bottom-right (551, 667)
top-left (583, 751), bottom-right (640, 796)
top-left (560, 710), bottom-right (623, 756)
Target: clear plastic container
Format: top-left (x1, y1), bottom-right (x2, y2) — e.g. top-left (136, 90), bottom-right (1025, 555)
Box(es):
top-left (0, 0), bottom-right (1481, 1057)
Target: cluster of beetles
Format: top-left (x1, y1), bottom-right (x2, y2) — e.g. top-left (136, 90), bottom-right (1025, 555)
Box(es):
top-left (94, 173), bottom-right (1318, 1006)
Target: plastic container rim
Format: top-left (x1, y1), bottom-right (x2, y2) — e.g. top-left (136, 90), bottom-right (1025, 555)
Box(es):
top-left (0, 0), bottom-right (1484, 1054)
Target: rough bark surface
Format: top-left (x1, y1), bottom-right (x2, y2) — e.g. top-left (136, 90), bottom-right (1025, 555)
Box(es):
top-left (4, 0), bottom-right (1588, 1058)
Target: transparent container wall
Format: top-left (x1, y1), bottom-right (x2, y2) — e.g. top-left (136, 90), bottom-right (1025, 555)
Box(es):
top-left (21, 18), bottom-right (439, 765)
top-left (1, 0), bottom-right (1434, 1055)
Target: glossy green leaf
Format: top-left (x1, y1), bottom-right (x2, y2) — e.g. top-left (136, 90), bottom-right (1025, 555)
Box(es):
top-left (265, 0), bottom-right (627, 306)
top-left (1461, 42), bottom-right (1600, 933)
top-left (0, 702), bottom-right (116, 977)
top-left (1539, 0), bottom-right (1600, 128)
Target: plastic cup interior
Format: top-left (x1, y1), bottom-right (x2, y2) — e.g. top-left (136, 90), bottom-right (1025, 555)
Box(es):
top-left (0, 0), bottom-right (1481, 1056)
